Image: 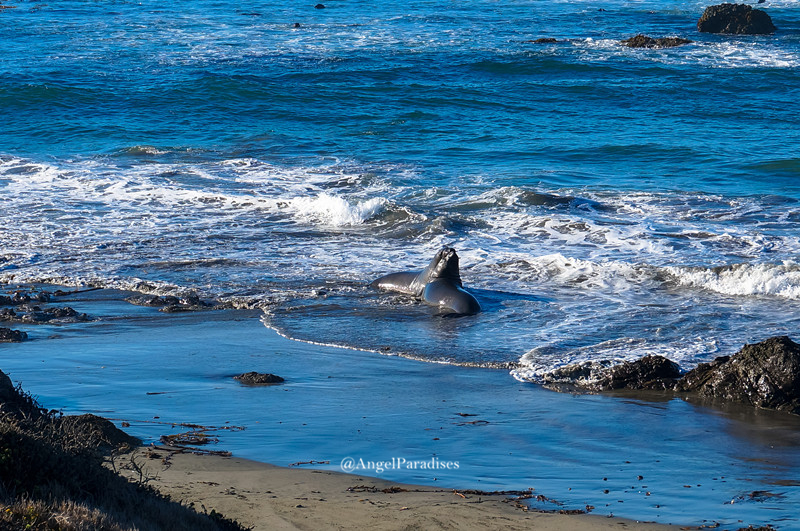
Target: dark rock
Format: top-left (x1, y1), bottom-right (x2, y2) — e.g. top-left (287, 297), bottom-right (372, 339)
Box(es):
top-left (315, 3), bottom-right (325, 8)
top-left (18, 306), bottom-right (90, 323)
top-left (540, 360), bottom-right (614, 390)
top-left (678, 336), bottom-right (800, 414)
top-left (544, 356), bottom-right (681, 391)
top-left (11, 291), bottom-right (31, 304)
top-left (697, 3), bottom-right (776, 34)
top-left (0, 327), bottom-right (27, 342)
top-left (532, 38), bottom-right (559, 44)
top-left (125, 295), bottom-right (180, 307)
top-left (542, 356), bottom-right (681, 391)
top-left (234, 372), bottom-right (285, 385)
top-left (596, 355), bottom-right (682, 390)
top-left (126, 292), bottom-right (214, 312)
top-left (0, 308), bottom-right (16, 320)
top-left (36, 291), bottom-right (52, 302)
top-left (621, 35), bottom-right (693, 48)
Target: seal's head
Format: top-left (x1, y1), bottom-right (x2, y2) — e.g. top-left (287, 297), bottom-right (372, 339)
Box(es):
top-left (427, 247), bottom-right (462, 284)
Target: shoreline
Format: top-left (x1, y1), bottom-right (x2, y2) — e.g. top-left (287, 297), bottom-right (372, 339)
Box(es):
top-left (2, 283), bottom-right (799, 529)
top-left (114, 444), bottom-right (681, 531)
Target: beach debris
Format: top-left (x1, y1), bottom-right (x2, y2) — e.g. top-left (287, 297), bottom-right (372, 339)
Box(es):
top-left (160, 431), bottom-right (217, 446)
top-left (455, 419), bottom-right (489, 426)
top-left (621, 35), bottom-right (692, 48)
top-left (0, 327), bottom-right (27, 342)
top-left (288, 460), bottom-right (330, 467)
top-left (347, 485), bottom-right (412, 494)
top-left (698, 3), bottom-right (776, 34)
top-left (233, 371), bottom-right (285, 385)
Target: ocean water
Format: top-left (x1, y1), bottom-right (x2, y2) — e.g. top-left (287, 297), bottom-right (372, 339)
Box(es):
top-left (4, 0), bottom-right (800, 377)
top-left (3, 0), bottom-right (800, 526)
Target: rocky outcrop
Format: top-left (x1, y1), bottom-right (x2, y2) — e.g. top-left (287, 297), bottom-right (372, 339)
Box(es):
top-left (597, 355), bottom-right (682, 390)
top-left (542, 356), bottom-right (681, 392)
top-left (678, 336), bottom-right (800, 414)
top-left (0, 291), bottom-right (51, 306)
top-left (125, 293), bottom-right (214, 312)
top-left (697, 3), bottom-right (776, 34)
top-left (0, 306), bottom-right (90, 323)
top-left (234, 372), bottom-right (285, 385)
top-left (541, 336), bottom-right (800, 415)
top-left (0, 327), bottom-right (27, 342)
top-left (621, 35), bottom-right (693, 48)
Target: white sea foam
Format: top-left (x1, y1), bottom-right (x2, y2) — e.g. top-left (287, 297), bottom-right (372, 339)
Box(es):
top-left (477, 252), bottom-right (656, 293)
top-left (288, 193), bottom-right (387, 226)
top-left (667, 261), bottom-right (800, 299)
top-left (511, 336), bottom-right (720, 384)
top-left (578, 37), bottom-right (800, 70)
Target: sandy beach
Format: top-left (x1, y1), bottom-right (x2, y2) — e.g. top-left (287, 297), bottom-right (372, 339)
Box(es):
top-left (115, 445), bottom-right (680, 530)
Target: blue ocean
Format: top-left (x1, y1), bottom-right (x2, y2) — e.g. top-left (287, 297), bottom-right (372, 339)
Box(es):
top-left (3, 0), bottom-right (800, 526)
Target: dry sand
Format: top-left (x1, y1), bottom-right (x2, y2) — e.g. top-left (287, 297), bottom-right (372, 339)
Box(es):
top-left (115, 445), bottom-right (682, 531)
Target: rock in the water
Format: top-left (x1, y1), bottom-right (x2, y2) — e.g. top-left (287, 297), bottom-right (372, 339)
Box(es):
top-left (678, 336), bottom-right (800, 413)
top-left (125, 294), bottom-right (181, 307)
top-left (532, 38), bottom-right (559, 44)
top-left (596, 355), bottom-right (682, 390)
top-left (697, 3), bottom-right (776, 34)
top-left (0, 327), bottom-right (27, 342)
top-left (541, 356), bottom-right (681, 391)
top-left (621, 35), bottom-right (693, 48)
top-left (125, 292), bottom-right (214, 312)
top-left (234, 372), bottom-right (285, 385)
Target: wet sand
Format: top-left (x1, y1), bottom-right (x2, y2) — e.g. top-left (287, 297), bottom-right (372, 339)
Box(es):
top-left (116, 445), bottom-right (679, 530)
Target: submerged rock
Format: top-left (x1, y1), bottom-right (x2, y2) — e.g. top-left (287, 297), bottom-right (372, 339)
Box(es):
top-left (234, 372), bottom-right (285, 385)
top-left (678, 336), bottom-right (800, 414)
top-left (621, 35), bottom-right (693, 48)
top-left (0, 327), bottom-right (27, 342)
top-left (697, 3), bottom-right (776, 34)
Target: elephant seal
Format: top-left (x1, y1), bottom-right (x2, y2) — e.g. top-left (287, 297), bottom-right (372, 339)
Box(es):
top-left (370, 248), bottom-right (481, 315)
